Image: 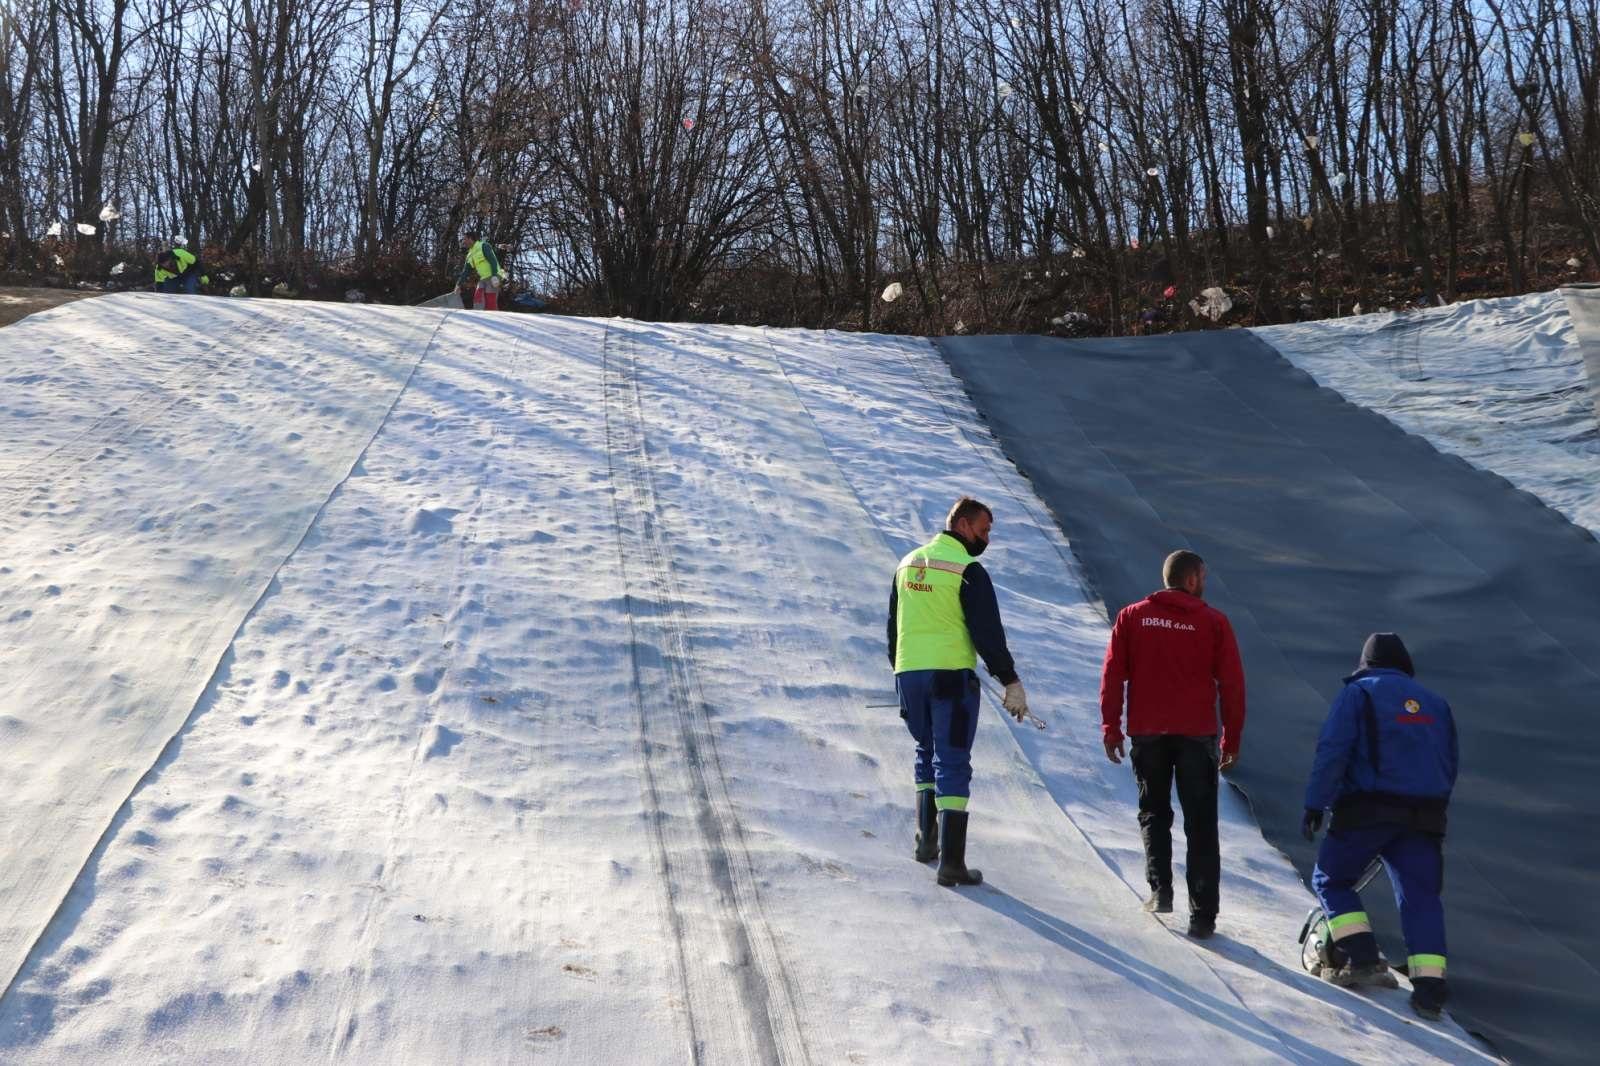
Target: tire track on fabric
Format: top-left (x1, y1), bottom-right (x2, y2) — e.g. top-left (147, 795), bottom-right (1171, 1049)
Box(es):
top-left (600, 323), bottom-right (809, 1066)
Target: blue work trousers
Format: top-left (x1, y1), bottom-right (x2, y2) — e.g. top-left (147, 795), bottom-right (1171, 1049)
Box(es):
top-left (157, 273), bottom-right (199, 294)
top-left (1313, 824), bottom-right (1446, 973)
top-left (897, 668), bottom-right (981, 809)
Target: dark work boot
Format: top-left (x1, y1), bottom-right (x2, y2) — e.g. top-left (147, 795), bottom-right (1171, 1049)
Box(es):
top-left (935, 810), bottom-right (983, 887)
top-left (1143, 887), bottom-right (1174, 913)
top-left (1410, 977), bottom-right (1448, 1020)
top-left (914, 790), bottom-right (939, 863)
top-left (1326, 960), bottom-right (1399, 989)
top-left (1323, 929), bottom-right (1395, 990)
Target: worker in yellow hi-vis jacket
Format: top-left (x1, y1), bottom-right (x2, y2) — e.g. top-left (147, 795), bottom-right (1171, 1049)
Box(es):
top-left (886, 495), bottom-right (1028, 888)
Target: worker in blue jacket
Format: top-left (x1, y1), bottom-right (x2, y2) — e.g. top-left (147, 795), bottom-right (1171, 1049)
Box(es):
top-left (1301, 632), bottom-right (1457, 1021)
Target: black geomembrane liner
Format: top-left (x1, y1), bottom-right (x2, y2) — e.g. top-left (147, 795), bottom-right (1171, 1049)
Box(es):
top-left (939, 329), bottom-right (1600, 1066)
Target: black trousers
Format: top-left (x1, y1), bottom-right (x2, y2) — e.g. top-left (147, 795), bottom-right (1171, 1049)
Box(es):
top-left (1131, 734), bottom-right (1220, 918)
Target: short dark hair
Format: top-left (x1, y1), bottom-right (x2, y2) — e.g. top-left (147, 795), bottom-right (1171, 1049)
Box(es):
top-left (947, 496), bottom-right (993, 529)
top-left (463, 230), bottom-right (479, 240)
top-left (1163, 549), bottom-right (1205, 589)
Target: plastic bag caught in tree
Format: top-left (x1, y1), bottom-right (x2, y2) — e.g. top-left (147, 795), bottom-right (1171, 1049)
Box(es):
top-left (1568, 257), bottom-right (1582, 268)
top-left (45, 222), bottom-right (62, 237)
top-left (880, 281), bottom-right (903, 303)
top-left (98, 204), bottom-right (120, 222)
top-left (1145, 167), bottom-right (1159, 178)
top-left (682, 117), bottom-right (695, 131)
top-left (1330, 172), bottom-right (1347, 189)
top-left (1188, 286), bottom-right (1232, 322)
top-left (1265, 225), bottom-right (1275, 239)
top-left (1305, 135), bottom-right (1320, 149)
top-left (110, 262), bottom-right (126, 275)
top-left (173, 235), bottom-right (188, 246)
top-left (1517, 131), bottom-right (1536, 147)
top-left (997, 81), bottom-right (1014, 100)
top-left (76, 223), bottom-right (96, 235)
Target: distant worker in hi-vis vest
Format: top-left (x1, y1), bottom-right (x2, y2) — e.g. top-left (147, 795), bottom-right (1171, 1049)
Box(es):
top-left (153, 246), bottom-right (207, 294)
top-left (886, 496), bottom-right (1027, 887)
top-left (457, 231), bottom-right (502, 310)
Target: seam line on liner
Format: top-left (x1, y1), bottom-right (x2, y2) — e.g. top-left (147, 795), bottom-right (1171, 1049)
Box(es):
top-left (0, 307), bottom-right (447, 1010)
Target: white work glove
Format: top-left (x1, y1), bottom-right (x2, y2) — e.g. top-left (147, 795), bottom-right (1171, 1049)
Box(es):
top-left (483, 274), bottom-right (503, 293)
top-left (1001, 680), bottom-right (1028, 721)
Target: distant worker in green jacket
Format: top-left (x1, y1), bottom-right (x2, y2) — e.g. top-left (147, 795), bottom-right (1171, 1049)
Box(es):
top-left (154, 246), bottom-right (207, 295)
top-left (458, 232), bottom-right (502, 310)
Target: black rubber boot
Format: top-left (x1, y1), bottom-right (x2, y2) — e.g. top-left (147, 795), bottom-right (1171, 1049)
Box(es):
top-left (935, 809), bottom-right (983, 887)
top-left (914, 790), bottom-right (939, 863)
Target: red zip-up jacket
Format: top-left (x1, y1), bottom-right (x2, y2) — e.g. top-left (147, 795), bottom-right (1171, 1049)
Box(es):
top-left (1099, 589), bottom-right (1247, 755)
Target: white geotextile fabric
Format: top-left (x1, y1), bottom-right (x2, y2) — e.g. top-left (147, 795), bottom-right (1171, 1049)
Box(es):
top-left (1254, 290), bottom-right (1600, 533)
top-left (0, 294), bottom-right (436, 998)
top-left (0, 307), bottom-right (1492, 1063)
top-left (1564, 285), bottom-right (1600, 428)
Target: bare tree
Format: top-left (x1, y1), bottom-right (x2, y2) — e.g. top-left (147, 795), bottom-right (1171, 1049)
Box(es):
top-left (0, 0), bottom-right (1594, 328)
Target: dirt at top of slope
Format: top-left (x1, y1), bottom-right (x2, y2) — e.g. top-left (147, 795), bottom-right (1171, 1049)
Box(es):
top-left (0, 287), bottom-right (97, 328)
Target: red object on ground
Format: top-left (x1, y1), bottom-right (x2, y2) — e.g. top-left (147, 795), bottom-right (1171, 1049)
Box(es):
top-left (1099, 588), bottom-right (1247, 753)
top-left (1163, 285), bottom-right (1178, 299)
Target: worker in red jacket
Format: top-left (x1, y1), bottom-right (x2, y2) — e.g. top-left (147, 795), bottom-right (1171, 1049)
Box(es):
top-left (1099, 549), bottom-right (1246, 939)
